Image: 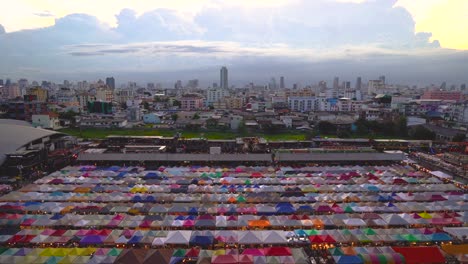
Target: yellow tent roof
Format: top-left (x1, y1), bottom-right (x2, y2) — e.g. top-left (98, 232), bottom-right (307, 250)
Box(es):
top-left (213, 249), bottom-right (226, 256)
top-left (441, 244), bottom-right (468, 255)
top-left (418, 212), bottom-right (432, 219)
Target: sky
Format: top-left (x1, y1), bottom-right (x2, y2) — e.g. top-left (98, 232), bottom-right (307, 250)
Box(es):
top-left (0, 0), bottom-right (467, 86)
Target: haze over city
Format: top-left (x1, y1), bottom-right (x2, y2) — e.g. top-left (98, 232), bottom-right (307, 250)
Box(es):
top-left (0, 0), bottom-right (467, 86)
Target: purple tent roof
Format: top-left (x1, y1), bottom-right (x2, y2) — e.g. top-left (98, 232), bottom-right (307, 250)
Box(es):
top-left (79, 235), bottom-right (105, 245)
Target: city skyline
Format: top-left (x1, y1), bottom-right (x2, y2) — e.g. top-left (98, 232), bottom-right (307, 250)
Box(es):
top-left (0, 0), bottom-right (467, 85)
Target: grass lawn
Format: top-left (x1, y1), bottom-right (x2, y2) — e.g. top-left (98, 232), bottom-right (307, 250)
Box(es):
top-left (60, 127), bottom-right (404, 141)
top-left (59, 127), bottom-right (315, 141)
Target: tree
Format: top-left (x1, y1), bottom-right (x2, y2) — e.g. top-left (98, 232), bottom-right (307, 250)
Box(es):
top-left (317, 121), bottom-right (336, 134)
top-left (171, 113), bottom-right (179, 122)
top-left (453, 133), bottom-right (466, 142)
top-left (337, 130), bottom-right (352, 138)
top-left (172, 100), bottom-right (181, 107)
top-left (394, 116), bottom-right (408, 138)
top-left (305, 131), bottom-right (319, 140)
top-left (411, 125), bottom-right (436, 140)
top-left (193, 113), bottom-right (200, 120)
top-left (59, 110), bottom-right (79, 121)
top-left (142, 101), bottom-right (150, 110)
top-left (237, 121), bottom-right (247, 135)
top-left (354, 118), bottom-right (369, 136)
top-left (206, 118), bottom-right (218, 129)
top-left (261, 123), bottom-right (273, 134)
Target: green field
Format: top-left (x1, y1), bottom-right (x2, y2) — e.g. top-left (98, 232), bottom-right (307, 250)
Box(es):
top-left (59, 128), bottom-right (311, 141)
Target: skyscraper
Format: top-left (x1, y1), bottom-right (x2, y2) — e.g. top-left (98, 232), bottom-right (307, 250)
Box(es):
top-left (0, 79), bottom-right (3, 86)
top-left (220, 66), bottom-right (228, 89)
top-left (345, 81), bottom-right (351, 89)
top-left (333, 77), bottom-right (339, 90)
top-left (106, 77), bottom-right (115, 90)
top-left (269, 77), bottom-right (277, 90)
top-left (280, 76), bottom-right (285, 89)
top-left (379, 75), bottom-right (386, 85)
top-left (356, 77), bottom-right (362, 90)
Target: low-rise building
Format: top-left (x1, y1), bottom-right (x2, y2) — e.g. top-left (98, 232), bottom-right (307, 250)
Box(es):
top-left (32, 113), bottom-right (60, 130)
top-left (79, 115), bottom-right (127, 128)
top-left (180, 94), bottom-right (204, 110)
top-left (422, 90), bottom-right (463, 101)
top-left (143, 113), bottom-right (162, 124)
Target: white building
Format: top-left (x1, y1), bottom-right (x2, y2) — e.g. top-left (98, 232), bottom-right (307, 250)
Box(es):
top-left (230, 115), bottom-right (243, 130)
top-left (368, 80), bottom-right (385, 95)
top-left (32, 113), bottom-right (61, 130)
top-left (288, 97), bottom-right (317, 112)
top-left (56, 87), bottom-right (77, 104)
top-left (96, 87), bottom-right (114, 102)
top-left (116, 89), bottom-right (135, 104)
top-left (207, 89), bottom-right (228, 105)
top-left (76, 92), bottom-right (96, 111)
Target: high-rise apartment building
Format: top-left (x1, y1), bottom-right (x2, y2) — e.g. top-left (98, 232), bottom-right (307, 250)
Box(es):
top-left (356, 77), bottom-right (362, 90)
top-left (220, 66), bottom-right (228, 89)
top-left (27, 87), bottom-right (49, 102)
top-left (106, 77), bottom-right (115, 90)
top-left (280, 76), bottom-right (285, 89)
top-left (368, 80), bottom-right (385, 95)
top-left (333, 77), bottom-right (339, 90)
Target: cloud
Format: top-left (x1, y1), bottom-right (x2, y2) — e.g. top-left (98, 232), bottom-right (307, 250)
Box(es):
top-left (0, 0), bottom-right (466, 85)
top-left (397, 0), bottom-right (468, 50)
top-left (195, 0), bottom-right (439, 49)
top-left (34, 11), bottom-right (54, 17)
top-left (114, 8), bottom-right (203, 41)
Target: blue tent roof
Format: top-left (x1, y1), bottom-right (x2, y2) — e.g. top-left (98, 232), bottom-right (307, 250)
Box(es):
top-left (50, 214), bottom-right (64, 220)
top-left (430, 233), bottom-right (453, 241)
top-left (127, 236), bottom-right (142, 244)
top-left (190, 235), bottom-right (214, 246)
top-left (107, 166), bottom-right (121, 172)
top-left (335, 255), bottom-right (363, 264)
top-left (276, 206), bottom-right (296, 214)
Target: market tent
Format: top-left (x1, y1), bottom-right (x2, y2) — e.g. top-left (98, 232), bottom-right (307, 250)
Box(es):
top-left (238, 231), bottom-right (263, 244)
top-left (114, 249), bottom-right (146, 264)
top-left (443, 227), bottom-right (468, 240)
top-left (142, 249), bottom-right (173, 264)
top-left (165, 231), bottom-right (192, 245)
top-left (211, 254), bottom-right (238, 264)
top-left (392, 246), bottom-right (445, 264)
top-left (261, 231), bottom-right (288, 244)
top-left (334, 255), bottom-right (364, 264)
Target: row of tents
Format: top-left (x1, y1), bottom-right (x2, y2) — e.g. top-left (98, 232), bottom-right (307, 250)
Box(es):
top-left (0, 211), bottom-right (465, 229)
top-left (0, 245), bottom-right (465, 264)
top-left (0, 228), bottom-right (462, 247)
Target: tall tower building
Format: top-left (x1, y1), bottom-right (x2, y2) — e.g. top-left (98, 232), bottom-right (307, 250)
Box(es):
top-left (356, 77), bottom-right (362, 90)
top-left (333, 77), bottom-right (339, 90)
top-left (379, 75), bottom-right (386, 85)
top-left (220, 66), bottom-right (228, 89)
top-left (106, 77), bottom-right (115, 90)
top-left (280, 76), bottom-right (285, 89)
top-left (269, 77), bottom-right (277, 90)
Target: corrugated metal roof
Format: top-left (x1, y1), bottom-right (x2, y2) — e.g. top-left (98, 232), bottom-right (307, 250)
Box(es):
top-left (0, 123), bottom-right (62, 165)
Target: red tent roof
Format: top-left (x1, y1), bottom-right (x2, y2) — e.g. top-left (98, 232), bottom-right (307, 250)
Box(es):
top-left (392, 246), bottom-right (445, 264)
top-left (264, 247), bottom-right (292, 256)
